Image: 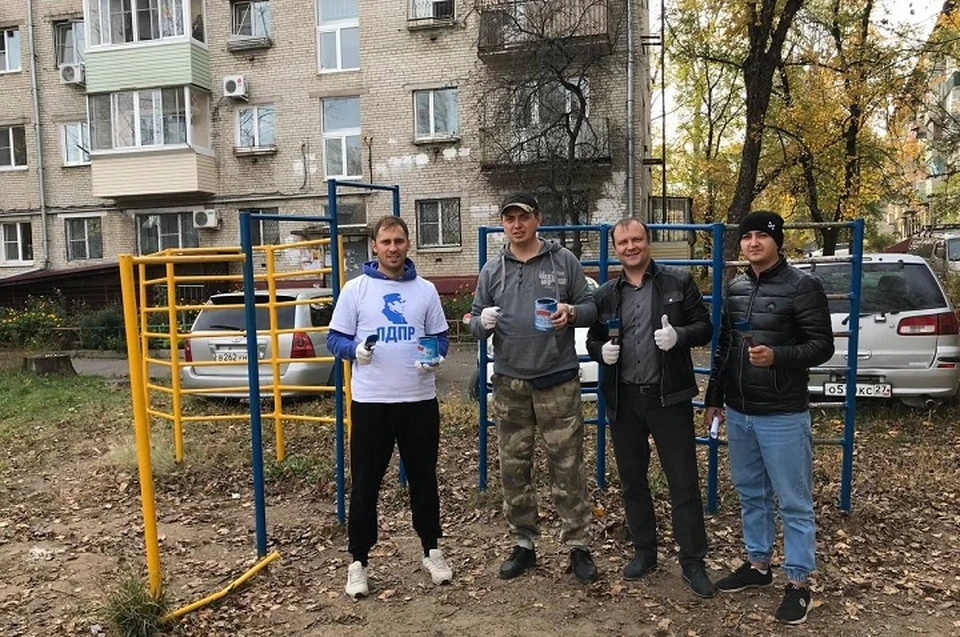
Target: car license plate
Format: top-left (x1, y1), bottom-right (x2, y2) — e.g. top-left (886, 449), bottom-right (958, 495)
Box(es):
top-left (823, 382), bottom-right (891, 398)
top-left (214, 350), bottom-right (248, 363)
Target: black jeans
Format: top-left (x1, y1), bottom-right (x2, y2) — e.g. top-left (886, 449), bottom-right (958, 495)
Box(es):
top-left (348, 399), bottom-right (442, 564)
top-left (610, 384), bottom-right (708, 567)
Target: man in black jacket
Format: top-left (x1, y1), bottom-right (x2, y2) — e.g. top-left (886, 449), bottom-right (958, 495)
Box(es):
top-left (586, 218), bottom-right (714, 598)
top-left (704, 210), bottom-right (834, 625)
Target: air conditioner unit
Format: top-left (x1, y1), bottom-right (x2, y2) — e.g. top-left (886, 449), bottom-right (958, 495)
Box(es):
top-left (192, 209), bottom-right (220, 229)
top-left (223, 74), bottom-right (248, 99)
top-left (59, 63), bottom-right (85, 86)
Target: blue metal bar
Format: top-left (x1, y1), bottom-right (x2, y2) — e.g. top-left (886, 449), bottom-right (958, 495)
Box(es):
top-left (595, 224), bottom-right (610, 488)
top-left (240, 211), bottom-right (268, 558)
top-left (328, 179), bottom-right (346, 524)
top-left (840, 219), bottom-right (865, 511)
top-left (478, 227), bottom-right (490, 491)
top-left (332, 179), bottom-right (400, 192)
top-left (705, 222), bottom-right (725, 514)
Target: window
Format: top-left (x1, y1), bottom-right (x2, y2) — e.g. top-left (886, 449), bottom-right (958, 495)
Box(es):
top-left (88, 87), bottom-right (209, 151)
top-left (62, 122), bottom-right (91, 165)
top-left (538, 191), bottom-right (587, 248)
top-left (1, 222), bottom-right (33, 263)
top-left (232, 0), bottom-right (271, 37)
top-left (237, 105), bottom-right (276, 149)
top-left (88, 0), bottom-right (187, 46)
top-left (317, 0), bottom-right (359, 72)
top-left (409, 0), bottom-right (455, 21)
top-left (0, 28), bottom-right (21, 72)
top-left (322, 97), bottom-right (361, 178)
top-left (0, 126), bottom-right (27, 169)
top-left (136, 213), bottom-right (199, 254)
top-left (65, 217), bottom-right (103, 260)
top-left (416, 198), bottom-right (461, 248)
top-left (55, 21), bottom-right (85, 67)
top-left (515, 79), bottom-right (587, 130)
top-left (414, 88), bottom-right (458, 140)
top-left (241, 208), bottom-right (280, 245)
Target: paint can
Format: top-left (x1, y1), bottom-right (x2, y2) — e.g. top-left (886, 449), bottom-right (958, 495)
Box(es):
top-left (535, 297), bottom-right (558, 332)
top-left (417, 336), bottom-right (439, 364)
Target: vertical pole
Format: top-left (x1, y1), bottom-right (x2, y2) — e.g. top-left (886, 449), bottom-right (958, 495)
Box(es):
top-left (840, 219), bottom-right (864, 511)
top-left (595, 225), bottom-right (610, 488)
top-left (240, 211), bottom-right (268, 558)
top-left (478, 227), bottom-right (489, 491)
top-left (706, 223), bottom-right (725, 514)
top-left (165, 262), bottom-right (184, 463)
top-left (120, 255), bottom-right (162, 596)
top-left (328, 179), bottom-right (347, 523)
top-left (264, 245), bottom-right (285, 461)
top-left (394, 184), bottom-right (408, 488)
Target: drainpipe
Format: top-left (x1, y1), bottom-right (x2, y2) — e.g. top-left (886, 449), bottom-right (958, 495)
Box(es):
top-left (625, 0), bottom-right (635, 217)
top-left (26, 0), bottom-right (49, 268)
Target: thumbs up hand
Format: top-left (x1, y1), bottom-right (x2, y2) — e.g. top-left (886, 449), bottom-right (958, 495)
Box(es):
top-left (654, 314), bottom-right (678, 352)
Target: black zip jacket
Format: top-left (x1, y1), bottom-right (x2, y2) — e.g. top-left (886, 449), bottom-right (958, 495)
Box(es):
top-left (705, 258), bottom-right (835, 415)
top-left (586, 261), bottom-right (712, 418)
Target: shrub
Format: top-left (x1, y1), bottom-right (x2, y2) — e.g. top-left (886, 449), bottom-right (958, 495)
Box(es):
top-left (74, 305), bottom-right (126, 351)
top-left (441, 285), bottom-right (474, 321)
top-left (0, 296), bottom-right (66, 349)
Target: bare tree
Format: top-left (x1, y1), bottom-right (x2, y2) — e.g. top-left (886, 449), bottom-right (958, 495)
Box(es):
top-left (472, 0), bottom-right (627, 255)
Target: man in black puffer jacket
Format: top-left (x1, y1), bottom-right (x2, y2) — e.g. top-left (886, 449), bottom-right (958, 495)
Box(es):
top-left (704, 211), bottom-right (834, 626)
top-left (586, 218), bottom-right (714, 598)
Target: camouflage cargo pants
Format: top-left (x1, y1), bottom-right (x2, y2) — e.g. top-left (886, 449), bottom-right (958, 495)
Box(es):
top-left (492, 373), bottom-right (592, 548)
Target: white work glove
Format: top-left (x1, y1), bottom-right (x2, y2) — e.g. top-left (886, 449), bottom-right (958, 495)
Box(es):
top-left (414, 355), bottom-right (445, 372)
top-left (480, 306), bottom-right (501, 330)
top-left (654, 314), bottom-right (678, 352)
top-left (355, 341), bottom-right (374, 365)
top-left (601, 340), bottom-right (620, 365)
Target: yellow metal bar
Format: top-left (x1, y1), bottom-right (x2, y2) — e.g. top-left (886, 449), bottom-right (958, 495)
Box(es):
top-left (275, 413), bottom-right (337, 424)
top-left (271, 237), bottom-right (331, 250)
top-left (141, 273), bottom-right (267, 287)
top-left (271, 268), bottom-right (333, 280)
top-left (165, 262), bottom-right (185, 464)
top-left (161, 551), bottom-right (281, 623)
top-left (119, 255), bottom-right (163, 598)
top-left (264, 249), bottom-right (286, 462)
top-left (135, 254), bottom-right (247, 265)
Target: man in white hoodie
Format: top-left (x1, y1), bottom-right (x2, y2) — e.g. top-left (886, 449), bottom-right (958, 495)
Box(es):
top-left (470, 192), bottom-right (599, 584)
top-left (327, 215), bottom-right (453, 599)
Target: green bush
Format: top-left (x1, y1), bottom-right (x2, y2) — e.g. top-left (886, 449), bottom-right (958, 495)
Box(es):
top-left (441, 285), bottom-right (474, 321)
top-left (0, 296), bottom-right (66, 349)
top-left (74, 305), bottom-right (126, 351)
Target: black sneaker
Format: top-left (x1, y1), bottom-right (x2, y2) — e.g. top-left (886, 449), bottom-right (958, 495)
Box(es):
top-left (622, 553), bottom-right (658, 581)
top-left (715, 561), bottom-right (773, 593)
top-left (498, 546), bottom-right (536, 580)
top-left (569, 548), bottom-right (599, 584)
top-left (681, 563), bottom-right (715, 598)
top-left (776, 583), bottom-right (811, 624)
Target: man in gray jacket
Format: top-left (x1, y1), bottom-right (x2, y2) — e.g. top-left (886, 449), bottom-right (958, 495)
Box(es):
top-left (470, 192), bottom-right (599, 584)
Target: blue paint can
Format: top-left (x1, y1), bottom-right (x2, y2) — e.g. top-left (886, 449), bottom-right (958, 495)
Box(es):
top-left (417, 336), bottom-right (439, 364)
top-left (535, 297), bottom-right (558, 332)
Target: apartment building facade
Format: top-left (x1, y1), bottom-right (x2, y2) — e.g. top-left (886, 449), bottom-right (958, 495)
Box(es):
top-left (0, 0), bottom-right (652, 298)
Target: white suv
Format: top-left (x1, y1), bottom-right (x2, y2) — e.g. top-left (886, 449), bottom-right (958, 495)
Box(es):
top-left (798, 253), bottom-right (960, 407)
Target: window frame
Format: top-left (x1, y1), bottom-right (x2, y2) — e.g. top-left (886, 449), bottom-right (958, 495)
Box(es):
top-left (62, 121), bottom-right (91, 166)
top-left (55, 20), bottom-right (86, 68)
top-left (0, 126), bottom-right (28, 170)
top-left (0, 28), bottom-right (21, 73)
top-left (85, 0), bottom-right (199, 48)
top-left (416, 197), bottom-right (462, 249)
top-left (240, 208), bottom-right (280, 246)
top-left (0, 221), bottom-right (34, 264)
top-left (135, 212), bottom-right (199, 255)
top-left (88, 86), bottom-right (210, 153)
top-left (321, 97), bottom-right (362, 179)
top-left (65, 216), bottom-right (104, 261)
top-left (414, 87), bottom-right (459, 141)
top-left (316, 0), bottom-right (359, 73)
top-left (236, 104), bottom-right (276, 150)
top-left (232, 0), bottom-right (271, 38)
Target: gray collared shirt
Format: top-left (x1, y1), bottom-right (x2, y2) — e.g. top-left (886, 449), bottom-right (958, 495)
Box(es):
top-left (619, 275), bottom-right (660, 385)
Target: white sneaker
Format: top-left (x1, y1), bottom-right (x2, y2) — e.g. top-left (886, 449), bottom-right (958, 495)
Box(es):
top-left (344, 560), bottom-right (369, 599)
top-left (422, 549), bottom-right (453, 585)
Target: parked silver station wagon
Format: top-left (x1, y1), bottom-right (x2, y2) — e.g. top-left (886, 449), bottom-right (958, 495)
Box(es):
top-left (181, 288), bottom-right (335, 398)
top-left (798, 253), bottom-right (960, 407)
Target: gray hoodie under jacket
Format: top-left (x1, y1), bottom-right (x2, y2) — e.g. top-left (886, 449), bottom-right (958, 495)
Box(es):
top-left (470, 239), bottom-right (598, 380)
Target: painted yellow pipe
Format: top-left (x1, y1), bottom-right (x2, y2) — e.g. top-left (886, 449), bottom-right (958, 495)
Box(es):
top-left (119, 255), bottom-right (163, 598)
top-left (161, 551), bottom-right (281, 623)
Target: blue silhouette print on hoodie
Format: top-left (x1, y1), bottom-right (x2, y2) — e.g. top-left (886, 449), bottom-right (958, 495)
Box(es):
top-left (382, 292), bottom-right (408, 325)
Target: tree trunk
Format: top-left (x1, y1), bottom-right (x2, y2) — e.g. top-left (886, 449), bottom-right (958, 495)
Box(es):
top-left (22, 353), bottom-right (77, 376)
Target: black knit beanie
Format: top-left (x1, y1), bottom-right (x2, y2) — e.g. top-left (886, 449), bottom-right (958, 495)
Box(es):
top-left (738, 210), bottom-right (784, 248)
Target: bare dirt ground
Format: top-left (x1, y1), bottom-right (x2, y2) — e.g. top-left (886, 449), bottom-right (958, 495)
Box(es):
top-left (1, 354), bottom-right (959, 636)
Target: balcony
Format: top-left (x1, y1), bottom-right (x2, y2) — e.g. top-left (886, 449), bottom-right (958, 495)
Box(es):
top-left (479, 117), bottom-right (611, 168)
top-left (408, 0), bottom-right (456, 29)
top-left (478, 0), bottom-right (611, 60)
top-left (91, 147), bottom-right (216, 199)
top-left (84, 40), bottom-right (211, 94)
